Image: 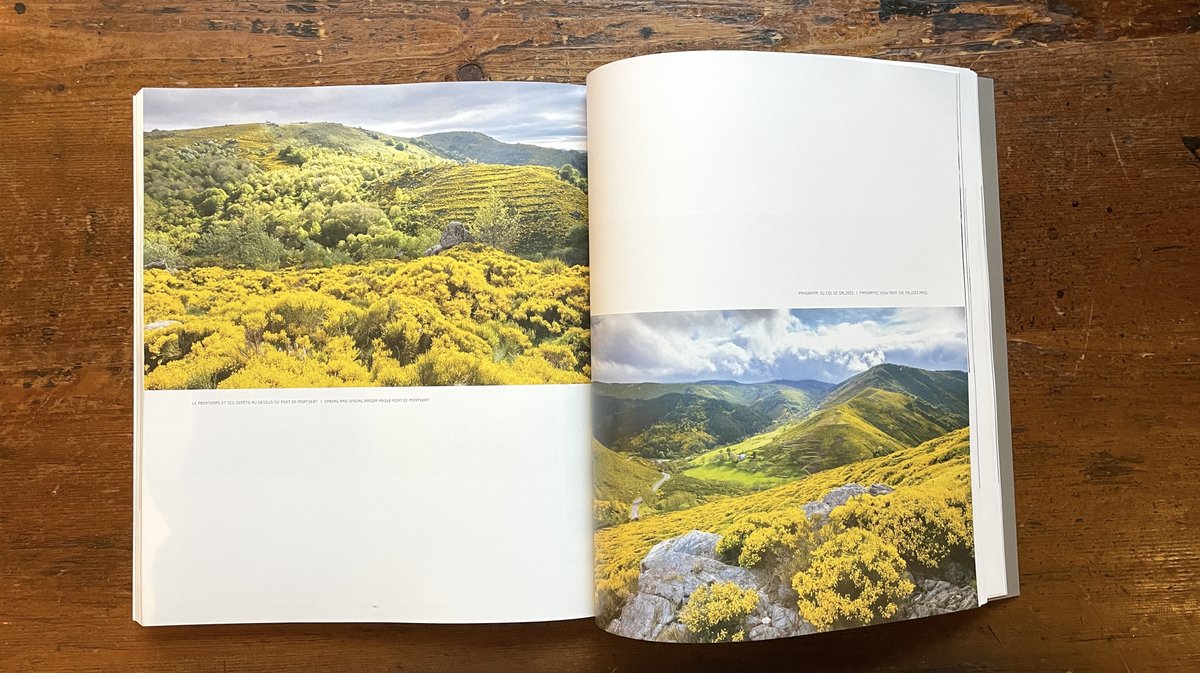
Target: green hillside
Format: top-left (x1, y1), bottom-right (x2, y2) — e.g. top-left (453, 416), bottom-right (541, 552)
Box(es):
top-left (596, 427), bottom-right (973, 612)
top-left (377, 162), bottom-right (587, 263)
top-left (686, 400), bottom-right (906, 479)
top-left (594, 380), bottom-right (831, 424)
top-left (416, 131), bottom-right (588, 176)
top-left (142, 122), bottom-right (588, 270)
top-left (145, 122), bottom-right (444, 168)
top-left (821, 363), bottom-right (968, 420)
top-left (593, 392), bottom-right (773, 459)
top-left (593, 440), bottom-right (662, 505)
top-left (682, 365), bottom-right (969, 483)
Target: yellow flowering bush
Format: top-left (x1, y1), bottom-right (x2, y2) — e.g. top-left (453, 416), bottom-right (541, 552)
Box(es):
top-left (830, 479), bottom-right (973, 573)
top-left (791, 528), bottom-right (914, 630)
top-left (678, 582), bottom-right (759, 643)
top-left (142, 247), bottom-right (589, 389)
top-left (716, 508), bottom-right (815, 568)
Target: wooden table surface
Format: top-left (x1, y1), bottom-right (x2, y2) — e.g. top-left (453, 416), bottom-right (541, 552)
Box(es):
top-left (2, 1), bottom-right (1198, 671)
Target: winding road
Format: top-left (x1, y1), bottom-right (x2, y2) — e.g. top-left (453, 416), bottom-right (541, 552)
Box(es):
top-left (629, 471), bottom-right (671, 521)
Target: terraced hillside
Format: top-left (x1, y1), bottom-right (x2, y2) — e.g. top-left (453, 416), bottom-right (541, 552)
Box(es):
top-left (142, 122), bottom-right (588, 270)
top-left (378, 162), bottom-right (588, 263)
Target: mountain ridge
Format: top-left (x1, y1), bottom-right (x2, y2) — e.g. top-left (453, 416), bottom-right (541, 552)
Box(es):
top-left (414, 130), bottom-right (587, 175)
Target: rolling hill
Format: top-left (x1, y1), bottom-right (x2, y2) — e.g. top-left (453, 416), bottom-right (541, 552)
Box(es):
top-left (679, 364), bottom-right (969, 482)
top-left (593, 440), bottom-right (663, 505)
top-left (141, 122), bottom-right (588, 269)
top-left (595, 427), bottom-right (973, 614)
top-left (593, 440), bottom-right (664, 528)
top-left (145, 122), bottom-right (445, 169)
top-left (594, 380), bottom-right (832, 427)
top-left (820, 363), bottom-right (968, 420)
top-left (376, 162), bottom-right (587, 262)
top-left (593, 392), bottom-right (773, 459)
top-left (415, 131), bottom-right (587, 175)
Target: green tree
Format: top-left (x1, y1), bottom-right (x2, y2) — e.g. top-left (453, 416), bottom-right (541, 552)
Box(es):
top-left (192, 221), bottom-right (286, 269)
top-left (193, 187), bottom-right (229, 217)
top-left (470, 189), bottom-right (519, 251)
top-left (315, 201), bottom-right (389, 249)
top-left (277, 145), bottom-right (306, 166)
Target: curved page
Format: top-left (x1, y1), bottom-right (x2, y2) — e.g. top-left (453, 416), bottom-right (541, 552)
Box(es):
top-left (586, 52), bottom-right (987, 642)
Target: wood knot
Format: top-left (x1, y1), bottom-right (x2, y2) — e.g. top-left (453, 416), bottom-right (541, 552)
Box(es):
top-left (1183, 136), bottom-right (1200, 161)
top-left (456, 63), bottom-right (485, 81)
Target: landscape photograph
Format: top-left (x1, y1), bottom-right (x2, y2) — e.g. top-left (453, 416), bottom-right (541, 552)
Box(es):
top-left (140, 83), bottom-right (590, 389)
top-left (592, 307), bottom-right (977, 642)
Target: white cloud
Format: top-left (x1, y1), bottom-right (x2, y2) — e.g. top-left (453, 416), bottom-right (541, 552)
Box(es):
top-left (142, 82), bottom-right (587, 150)
top-left (592, 307), bottom-right (967, 384)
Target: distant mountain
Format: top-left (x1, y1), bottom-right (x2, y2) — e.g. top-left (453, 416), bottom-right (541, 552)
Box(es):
top-left (593, 392), bottom-right (773, 459)
top-left (681, 364), bottom-right (969, 482)
top-left (594, 380), bottom-right (834, 426)
top-left (820, 363), bottom-right (968, 420)
top-left (415, 131), bottom-right (587, 175)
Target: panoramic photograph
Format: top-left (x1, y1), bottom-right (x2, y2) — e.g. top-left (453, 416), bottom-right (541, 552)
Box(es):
top-left (591, 307), bottom-right (977, 641)
top-left (140, 83), bottom-right (590, 389)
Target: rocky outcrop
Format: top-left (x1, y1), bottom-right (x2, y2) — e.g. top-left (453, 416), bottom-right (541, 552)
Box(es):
top-left (897, 579), bottom-right (979, 619)
top-left (801, 482), bottom-right (869, 519)
top-left (421, 221), bottom-right (474, 256)
top-left (606, 482), bottom-right (942, 642)
top-left (868, 483), bottom-right (895, 496)
top-left (607, 530), bottom-right (814, 642)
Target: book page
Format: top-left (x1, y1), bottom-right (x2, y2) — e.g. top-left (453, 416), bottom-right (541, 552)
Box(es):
top-left (586, 52), bottom-right (996, 642)
top-left (133, 83), bottom-right (593, 625)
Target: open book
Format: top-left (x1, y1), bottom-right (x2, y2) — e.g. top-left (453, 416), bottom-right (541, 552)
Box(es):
top-left (133, 51), bottom-right (1018, 642)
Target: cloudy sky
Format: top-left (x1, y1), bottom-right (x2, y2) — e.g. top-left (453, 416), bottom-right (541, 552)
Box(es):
top-left (592, 307), bottom-right (968, 384)
top-left (141, 82), bottom-right (586, 150)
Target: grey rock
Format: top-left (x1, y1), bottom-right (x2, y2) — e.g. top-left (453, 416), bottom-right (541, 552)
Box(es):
top-left (802, 500), bottom-right (833, 520)
top-left (820, 483), bottom-right (869, 509)
top-left (439, 220), bottom-right (474, 247)
top-left (144, 320), bottom-right (181, 331)
top-left (608, 593), bottom-right (674, 641)
top-left (868, 483), bottom-right (895, 496)
top-left (655, 622), bottom-right (690, 643)
top-left (637, 551), bottom-right (757, 606)
top-left (897, 580), bottom-right (978, 621)
top-left (802, 483), bottom-right (870, 520)
top-left (422, 221), bottom-right (475, 256)
top-left (643, 530), bottom-right (721, 564)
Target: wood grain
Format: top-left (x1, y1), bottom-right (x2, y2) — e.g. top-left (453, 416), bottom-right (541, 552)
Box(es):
top-left (2, 1), bottom-right (1198, 671)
